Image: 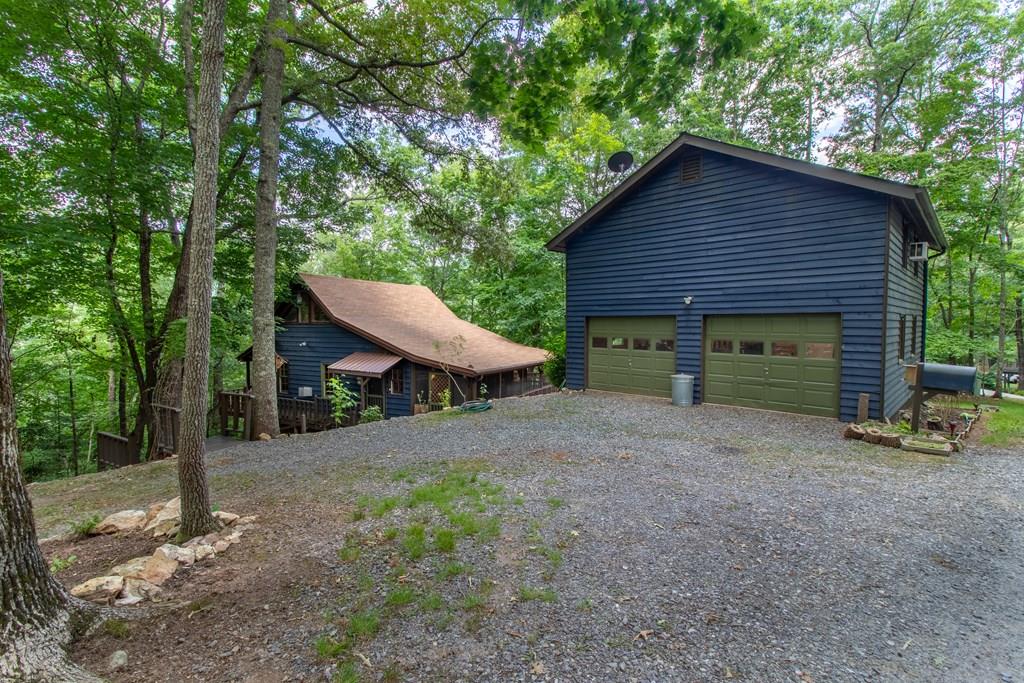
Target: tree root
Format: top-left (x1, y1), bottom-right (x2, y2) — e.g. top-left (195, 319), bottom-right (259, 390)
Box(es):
top-left (0, 602), bottom-right (103, 682)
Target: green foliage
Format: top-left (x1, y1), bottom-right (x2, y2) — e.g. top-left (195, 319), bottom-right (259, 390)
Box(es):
top-left (358, 405), bottom-right (384, 424)
top-left (543, 331), bottom-right (567, 387)
top-left (401, 524), bottom-right (427, 560)
top-left (48, 554), bottom-right (77, 574)
top-left (385, 586), bottom-right (416, 607)
top-left (432, 527), bottom-right (457, 553)
top-left (329, 379), bottom-right (360, 421)
top-left (70, 514), bottom-right (101, 537)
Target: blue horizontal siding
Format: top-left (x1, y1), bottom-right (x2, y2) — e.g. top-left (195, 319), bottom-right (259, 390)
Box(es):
top-left (882, 204), bottom-right (926, 417)
top-left (275, 323), bottom-right (412, 418)
top-left (564, 149), bottom-right (889, 421)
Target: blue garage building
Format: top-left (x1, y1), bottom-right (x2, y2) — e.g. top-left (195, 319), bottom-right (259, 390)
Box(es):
top-left (546, 134), bottom-right (946, 421)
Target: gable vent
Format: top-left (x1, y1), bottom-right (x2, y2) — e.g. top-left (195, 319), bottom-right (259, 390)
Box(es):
top-left (680, 150), bottom-right (702, 184)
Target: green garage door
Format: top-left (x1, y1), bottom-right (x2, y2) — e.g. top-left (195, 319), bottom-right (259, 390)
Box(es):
top-left (704, 314), bottom-right (841, 417)
top-left (588, 317), bottom-right (676, 397)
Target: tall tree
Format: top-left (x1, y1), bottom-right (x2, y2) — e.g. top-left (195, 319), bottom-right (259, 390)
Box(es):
top-left (0, 270), bottom-right (100, 680)
top-left (250, 0), bottom-right (289, 438)
top-left (177, 0), bottom-right (229, 539)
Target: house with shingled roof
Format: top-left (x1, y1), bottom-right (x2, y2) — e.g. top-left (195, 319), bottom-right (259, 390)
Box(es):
top-left (239, 273), bottom-right (551, 418)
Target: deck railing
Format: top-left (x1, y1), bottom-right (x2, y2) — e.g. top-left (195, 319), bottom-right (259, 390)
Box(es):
top-left (97, 432), bottom-right (134, 470)
top-left (279, 396), bottom-right (344, 432)
top-left (219, 391), bottom-right (254, 440)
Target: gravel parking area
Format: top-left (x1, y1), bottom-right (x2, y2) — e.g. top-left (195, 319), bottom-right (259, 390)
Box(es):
top-left (62, 392), bottom-right (1024, 682)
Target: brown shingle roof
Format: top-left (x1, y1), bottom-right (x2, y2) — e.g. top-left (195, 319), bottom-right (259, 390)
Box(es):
top-left (298, 273), bottom-right (549, 376)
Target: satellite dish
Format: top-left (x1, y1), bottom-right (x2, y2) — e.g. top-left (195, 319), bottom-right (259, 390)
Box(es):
top-left (608, 150), bottom-right (634, 173)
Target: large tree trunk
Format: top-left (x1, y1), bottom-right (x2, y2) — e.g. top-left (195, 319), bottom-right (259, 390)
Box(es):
top-left (0, 271), bottom-right (100, 681)
top-left (177, 0), bottom-right (227, 540)
top-left (250, 0), bottom-right (288, 438)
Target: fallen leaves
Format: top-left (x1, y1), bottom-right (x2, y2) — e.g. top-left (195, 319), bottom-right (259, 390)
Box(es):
top-left (633, 629), bottom-right (654, 641)
top-left (530, 660), bottom-right (546, 675)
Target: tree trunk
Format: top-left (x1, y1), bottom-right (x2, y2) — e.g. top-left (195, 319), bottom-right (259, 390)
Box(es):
top-left (67, 361), bottom-right (78, 478)
top-left (177, 0), bottom-right (227, 540)
top-left (1015, 293), bottom-right (1023, 393)
top-left (0, 271), bottom-right (101, 681)
top-left (117, 366), bottom-right (128, 437)
top-left (250, 0), bottom-right (288, 438)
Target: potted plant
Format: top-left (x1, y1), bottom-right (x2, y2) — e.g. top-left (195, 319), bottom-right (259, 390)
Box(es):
top-left (414, 391), bottom-right (429, 415)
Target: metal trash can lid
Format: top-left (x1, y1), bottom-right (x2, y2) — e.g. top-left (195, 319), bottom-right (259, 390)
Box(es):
top-left (671, 374), bottom-right (694, 380)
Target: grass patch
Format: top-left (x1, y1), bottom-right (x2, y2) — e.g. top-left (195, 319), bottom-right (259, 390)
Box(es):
top-left (334, 662), bottom-right (361, 683)
top-left (519, 586), bottom-right (557, 603)
top-left (402, 524), bottom-right (426, 560)
top-left (385, 586), bottom-right (417, 607)
top-left (459, 592), bottom-right (487, 611)
top-left (436, 560), bottom-right (469, 580)
top-left (546, 497), bottom-right (565, 510)
top-left (347, 608), bottom-right (381, 639)
top-left (406, 470), bottom-right (503, 514)
top-left (315, 634), bottom-right (351, 659)
top-left (433, 527), bottom-right (457, 553)
top-left (338, 544), bottom-right (361, 563)
top-left (371, 496), bottom-right (401, 517)
top-left (418, 591), bottom-right (445, 611)
top-left (447, 511), bottom-right (481, 536)
top-left (979, 398), bottom-right (1024, 446)
top-left (383, 526), bottom-right (399, 541)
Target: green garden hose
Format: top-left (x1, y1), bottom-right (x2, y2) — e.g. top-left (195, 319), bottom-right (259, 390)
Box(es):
top-left (458, 399), bottom-right (493, 413)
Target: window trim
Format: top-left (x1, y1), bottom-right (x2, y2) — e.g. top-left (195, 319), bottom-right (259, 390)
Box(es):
top-left (388, 367), bottom-right (404, 395)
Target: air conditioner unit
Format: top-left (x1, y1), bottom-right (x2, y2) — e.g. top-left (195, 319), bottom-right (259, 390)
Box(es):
top-left (908, 242), bottom-right (928, 261)
top-left (297, 386), bottom-right (313, 398)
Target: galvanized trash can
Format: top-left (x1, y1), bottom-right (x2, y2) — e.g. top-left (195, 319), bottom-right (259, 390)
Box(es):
top-left (671, 374), bottom-right (694, 406)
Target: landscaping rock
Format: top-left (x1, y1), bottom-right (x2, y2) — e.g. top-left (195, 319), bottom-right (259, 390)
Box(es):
top-left (193, 544), bottom-right (216, 561)
top-left (92, 509), bottom-right (147, 535)
top-left (137, 551), bottom-right (178, 585)
top-left (213, 510), bottom-right (240, 526)
top-left (118, 577), bottom-right (162, 603)
top-left (107, 650), bottom-right (128, 672)
top-left (213, 540), bottom-right (230, 553)
top-left (144, 501), bottom-right (165, 525)
top-left (144, 496), bottom-right (181, 537)
top-left (110, 556), bottom-right (150, 578)
top-left (70, 575), bottom-right (124, 604)
top-left (156, 543), bottom-right (196, 567)
top-left (258, 432), bottom-right (272, 441)
top-left (236, 515), bottom-right (258, 525)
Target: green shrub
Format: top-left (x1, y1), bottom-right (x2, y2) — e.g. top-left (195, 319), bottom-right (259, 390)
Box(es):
top-left (359, 405), bottom-right (384, 424)
top-left (543, 331), bottom-right (566, 387)
top-left (70, 514), bottom-right (101, 537)
top-left (385, 586), bottom-right (416, 607)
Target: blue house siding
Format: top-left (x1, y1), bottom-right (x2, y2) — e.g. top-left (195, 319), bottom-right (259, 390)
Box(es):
top-left (275, 323), bottom-right (413, 418)
top-left (882, 203), bottom-right (926, 417)
top-left (564, 149), bottom-right (890, 421)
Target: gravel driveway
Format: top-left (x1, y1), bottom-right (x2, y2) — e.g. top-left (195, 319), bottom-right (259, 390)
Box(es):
top-left (74, 391), bottom-right (1024, 682)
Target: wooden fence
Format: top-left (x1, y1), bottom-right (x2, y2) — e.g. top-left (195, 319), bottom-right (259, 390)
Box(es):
top-left (97, 432), bottom-right (135, 471)
top-left (219, 391), bottom-right (254, 440)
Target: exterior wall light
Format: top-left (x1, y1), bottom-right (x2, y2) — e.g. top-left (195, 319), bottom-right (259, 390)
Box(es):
top-left (683, 296), bottom-right (693, 305)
